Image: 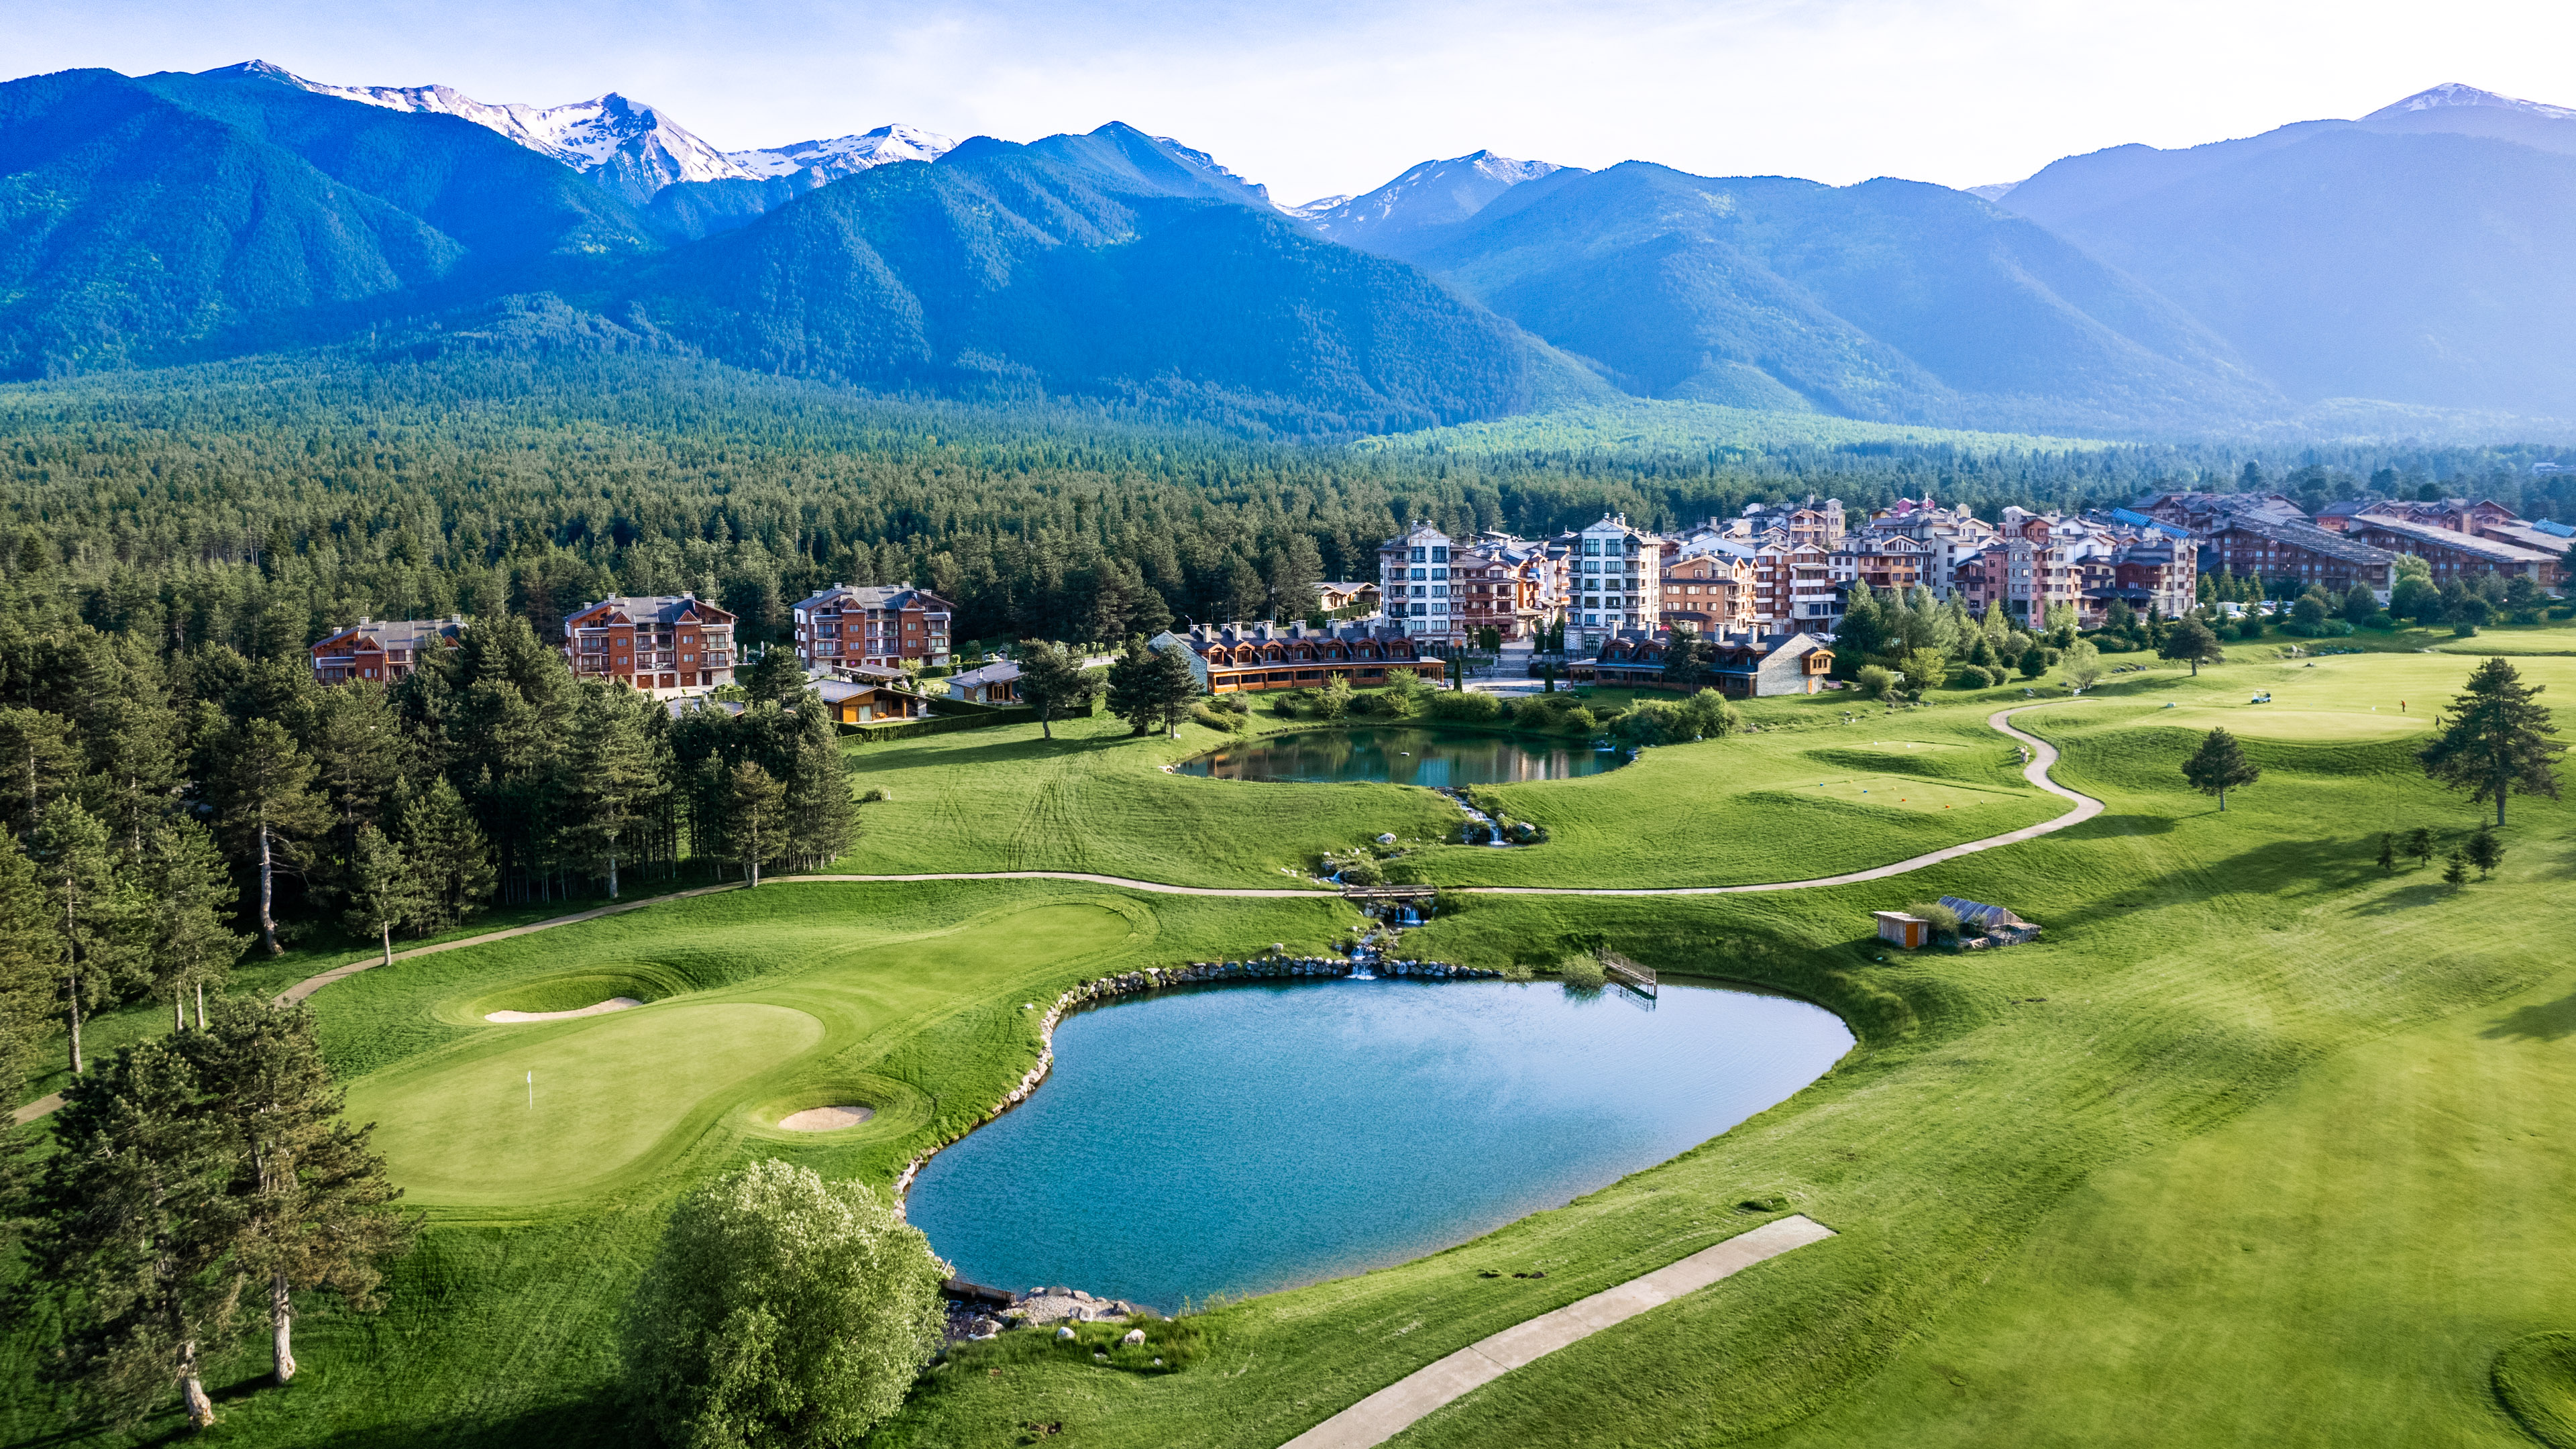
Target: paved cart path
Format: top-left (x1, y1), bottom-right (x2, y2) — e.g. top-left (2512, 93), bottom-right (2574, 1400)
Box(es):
top-left (13, 702), bottom-right (2096, 1129)
top-left (1281, 1215), bottom-right (1836, 1449)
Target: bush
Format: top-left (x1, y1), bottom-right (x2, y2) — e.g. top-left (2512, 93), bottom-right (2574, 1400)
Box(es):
top-left (859, 787), bottom-right (892, 804)
top-left (1555, 950), bottom-right (1606, 988)
top-left (1856, 663), bottom-right (1896, 698)
top-left (2095, 635), bottom-right (2137, 653)
top-left (1560, 706), bottom-right (1599, 735)
top-left (621, 1161), bottom-right (945, 1449)
top-left (1425, 690), bottom-right (1501, 723)
top-left (1904, 901), bottom-right (1962, 941)
top-left (1949, 664), bottom-right (1998, 689)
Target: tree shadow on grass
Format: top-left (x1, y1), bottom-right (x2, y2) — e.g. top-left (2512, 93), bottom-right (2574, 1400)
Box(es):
top-left (2351, 882), bottom-right (2457, 916)
top-left (2483, 991), bottom-right (2576, 1042)
top-left (2065, 813), bottom-right (2177, 839)
top-left (294, 1396), bottom-right (623, 1449)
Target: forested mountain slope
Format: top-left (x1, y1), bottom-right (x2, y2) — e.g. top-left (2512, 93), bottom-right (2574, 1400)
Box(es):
top-left (612, 130), bottom-right (1608, 434)
top-left (1397, 162), bottom-right (2282, 433)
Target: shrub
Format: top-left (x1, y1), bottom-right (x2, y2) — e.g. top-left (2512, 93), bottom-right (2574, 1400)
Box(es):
top-left (1556, 950), bottom-right (1607, 987)
top-left (1335, 858), bottom-right (1383, 887)
top-left (1904, 901), bottom-right (1962, 941)
top-left (621, 1161), bottom-right (944, 1449)
top-left (2095, 635), bottom-right (2137, 653)
top-left (859, 787), bottom-right (892, 804)
top-left (1560, 706), bottom-right (1599, 735)
top-left (1426, 690), bottom-right (1501, 723)
top-left (1950, 664), bottom-right (1998, 689)
top-left (1856, 663), bottom-right (1896, 698)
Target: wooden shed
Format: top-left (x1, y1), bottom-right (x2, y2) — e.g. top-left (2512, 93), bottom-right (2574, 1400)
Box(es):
top-left (1873, 911), bottom-right (1929, 950)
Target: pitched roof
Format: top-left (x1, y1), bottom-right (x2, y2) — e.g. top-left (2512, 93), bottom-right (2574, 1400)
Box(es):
top-left (2208, 513), bottom-right (2400, 566)
top-left (791, 583), bottom-right (954, 614)
top-left (948, 661), bottom-right (1023, 688)
top-left (568, 594), bottom-right (737, 627)
top-left (313, 616), bottom-right (466, 653)
top-left (2347, 513), bottom-right (2560, 564)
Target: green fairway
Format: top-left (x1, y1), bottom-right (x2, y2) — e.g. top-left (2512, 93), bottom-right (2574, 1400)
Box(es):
top-left (11, 643), bottom-right (2576, 1449)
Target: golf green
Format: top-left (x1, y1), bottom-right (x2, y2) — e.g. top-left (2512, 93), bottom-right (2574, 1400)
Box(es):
top-left (350, 1003), bottom-right (826, 1205)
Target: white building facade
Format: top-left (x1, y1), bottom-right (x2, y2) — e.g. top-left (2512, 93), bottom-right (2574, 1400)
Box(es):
top-left (1567, 514), bottom-right (1663, 651)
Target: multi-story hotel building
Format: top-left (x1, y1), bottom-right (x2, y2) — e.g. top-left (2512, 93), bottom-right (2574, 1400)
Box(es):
top-left (308, 616), bottom-right (466, 686)
top-left (1563, 513), bottom-right (1664, 651)
top-left (789, 584), bottom-right (957, 672)
top-left (560, 594), bottom-right (739, 698)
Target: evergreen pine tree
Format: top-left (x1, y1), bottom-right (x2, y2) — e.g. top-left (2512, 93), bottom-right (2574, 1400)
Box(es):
top-left (2417, 657), bottom-right (2564, 826)
top-left (564, 683), bottom-right (658, 899)
top-left (1104, 637), bottom-right (1161, 737)
top-left (2465, 825), bottom-right (2505, 880)
top-left (1148, 643), bottom-right (1202, 738)
top-left (203, 718), bottom-right (329, 955)
top-left (183, 996), bottom-right (417, 1387)
top-left (138, 822), bottom-right (248, 1031)
top-left (28, 798), bottom-right (131, 1076)
top-left (0, 706), bottom-right (83, 841)
top-left (725, 761), bottom-right (786, 886)
top-left (390, 777), bottom-right (495, 931)
top-left (343, 826), bottom-right (431, 967)
top-left (30, 1038), bottom-right (239, 1430)
top-left (2182, 727), bottom-right (2260, 812)
top-left (782, 702), bottom-right (857, 872)
top-left (1016, 641), bottom-right (1099, 741)
top-left (2159, 619), bottom-right (2225, 676)
top-left (0, 831), bottom-right (56, 1254)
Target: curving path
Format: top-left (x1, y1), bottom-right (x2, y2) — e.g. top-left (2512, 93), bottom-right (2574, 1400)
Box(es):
top-left (10, 703), bottom-right (2096, 1129)
top-left (1457, 700), bottom-right (2102, 896)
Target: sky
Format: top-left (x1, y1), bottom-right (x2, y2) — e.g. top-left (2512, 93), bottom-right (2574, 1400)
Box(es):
top-left (10, 0), bottom-right (2576, 203)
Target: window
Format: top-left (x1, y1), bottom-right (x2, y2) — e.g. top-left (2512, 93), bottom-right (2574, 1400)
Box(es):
top-left (1431, 546), bottom-right (1448, 563)
top-left (1431, 568), bottom-right (1448, 580)
top-left (1411, 547), bottom-right (1427, 563)
top-left (1585, 541), bottom-right (1601, 557)
top-left (1411, 568), bottom-right (1427, 581)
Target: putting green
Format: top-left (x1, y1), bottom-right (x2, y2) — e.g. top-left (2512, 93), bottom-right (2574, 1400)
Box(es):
top-left (2142, 704), bottom-right (2430, 742)
top-left (350, 1002), bottom-right (825, 1205)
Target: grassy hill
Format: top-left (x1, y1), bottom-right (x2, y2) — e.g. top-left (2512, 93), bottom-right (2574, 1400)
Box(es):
top-left (6, 641), bottom-right (2573, 1446)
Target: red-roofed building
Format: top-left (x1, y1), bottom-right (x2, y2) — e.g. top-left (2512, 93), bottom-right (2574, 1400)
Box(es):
top-left (309, 616), bottom-right (466, 686)
top-left (560, 594), bottom-right (739, 698)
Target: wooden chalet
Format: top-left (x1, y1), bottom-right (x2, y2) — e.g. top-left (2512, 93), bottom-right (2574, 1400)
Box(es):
top-left (1573, 629), bottom-right (1833, 698)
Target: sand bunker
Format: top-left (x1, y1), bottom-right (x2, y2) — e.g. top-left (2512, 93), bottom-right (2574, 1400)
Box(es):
top-left (485, 997), bottom-right (644, 1023)
top-left (777, 1105), bottom-right (876, 1132)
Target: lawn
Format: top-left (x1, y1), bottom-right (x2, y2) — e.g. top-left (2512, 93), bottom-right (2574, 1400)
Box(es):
top-left (8, 645), bottom-right (2576, 1449)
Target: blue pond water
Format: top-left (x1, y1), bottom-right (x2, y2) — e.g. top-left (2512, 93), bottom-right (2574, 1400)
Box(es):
top-left (1174, 726), bottom-right (1623, 786)
top-left (906, 977), bottom-right (1851, 1310)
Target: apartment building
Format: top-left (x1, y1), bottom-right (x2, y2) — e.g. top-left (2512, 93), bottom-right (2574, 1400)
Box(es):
top-left (1578, 628), bottom-right (1835, 698)
top-left (1450, 533), bottom-right (1560, 641)
top-left (1378, 521), bottom-right (1464, 642)
top-left (1561, 514), bottom-right (1665, 652)
top-left (309, 616), bottom-right (465, 685)
top-left (1864, 497), bottom-right (1997, 590)
top-left (1659, 547), bottom-right (1756, 635)
top-left (560, 594), bottom-right (739, 698)
top-left (2309, 499), bottom-right (2568, 590)
top-left (2202, 515), bottom-right (2399, 600)
top-left (789, 584), bottom-right (957, 672)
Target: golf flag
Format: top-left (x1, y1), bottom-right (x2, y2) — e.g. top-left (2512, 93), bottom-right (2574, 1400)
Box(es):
top-left (527, 1070), bottom-right (533, 1108)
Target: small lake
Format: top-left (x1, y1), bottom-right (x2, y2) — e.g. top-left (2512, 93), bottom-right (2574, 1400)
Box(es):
top-left (905, 977), bottom-right (1851, 1310)
top-left (1177, 726), bottom-right (1624, 786)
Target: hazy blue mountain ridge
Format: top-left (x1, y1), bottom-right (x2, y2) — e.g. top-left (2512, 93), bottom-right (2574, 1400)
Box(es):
top-left (2002, 125), bottom-right (2576, 417)
top-left (1397, 162), bottom-right (2281, 432)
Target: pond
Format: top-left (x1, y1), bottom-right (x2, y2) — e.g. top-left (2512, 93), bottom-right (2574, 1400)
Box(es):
top-left (1175, 725), bottom-right (1624, 786)
top-left (904, 977), bottom-right (1851, 1310)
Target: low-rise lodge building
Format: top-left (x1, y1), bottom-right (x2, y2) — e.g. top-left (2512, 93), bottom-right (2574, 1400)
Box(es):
top-left (1314, 580), bottom-right (1381, 614)
top-left (1151, 621), bottom-right (1446, 694)
top-left (946, 661), bottom-right (1024, 704)
top-left (2202, 515), bottom-right (2400, 600)
top-left (2332, 511), bottom-right (2565, 590)
top-left (1874, 911), bottom-right (1931, 949)
top-left (1574, 629), bottom-right (1834, 698)
top-left (309, 616), bottom-right (466, 685)
top-left (561, 594), bottom-right (739, 699)
top-left (790, 584), bottom-right (957, 672)
top-left (814, 680), bottom-right (922, 724)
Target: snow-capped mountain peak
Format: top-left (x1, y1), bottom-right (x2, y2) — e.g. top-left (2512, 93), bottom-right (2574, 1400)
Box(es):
top-left (196, 60), bottom-right (947, 205)
top-left (2367, 82), bottom-right (2576, 121)
top-left (1285, 195), bottom-right (1353, 219)
top-left (724, 124), bottom-right (955, 183)
top-left (1299, 150), bottom-right (1571, 248)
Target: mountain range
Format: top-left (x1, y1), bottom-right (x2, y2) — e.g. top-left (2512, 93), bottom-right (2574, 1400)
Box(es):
top-left (1, 61), bottom-right (2571, 437)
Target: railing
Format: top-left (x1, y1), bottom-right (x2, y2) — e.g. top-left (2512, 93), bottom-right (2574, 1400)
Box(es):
top-left (1599, 950), bottom-right (1658, 997)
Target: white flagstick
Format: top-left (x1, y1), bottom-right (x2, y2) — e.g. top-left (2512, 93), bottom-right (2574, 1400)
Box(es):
top-left (527, 1070), bottom-right (533, 1108)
